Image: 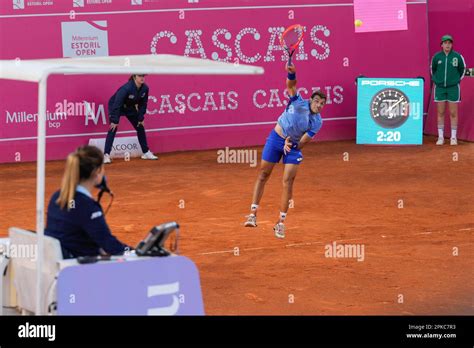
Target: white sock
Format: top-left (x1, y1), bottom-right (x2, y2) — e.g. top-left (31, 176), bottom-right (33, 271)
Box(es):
top-left (451, 128), bottom-right (457, 139)
top-left (279, 212), bottom-right (287, 223)
top-left (438, 128), bottom-right (444, 138)
top-left (250, 204), bottom-right (258, 213)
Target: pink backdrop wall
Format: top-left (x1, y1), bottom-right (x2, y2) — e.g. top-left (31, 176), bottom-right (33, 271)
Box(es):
top-left (0, 0), bottom-right (430, 163)
top-left (424, 0), bottom-right (474, 141)
top-left (427, 0), bottom-right (473, 64)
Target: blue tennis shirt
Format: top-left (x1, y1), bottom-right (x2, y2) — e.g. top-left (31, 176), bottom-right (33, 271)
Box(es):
top-left (277, 94), bottom-right (323, 143)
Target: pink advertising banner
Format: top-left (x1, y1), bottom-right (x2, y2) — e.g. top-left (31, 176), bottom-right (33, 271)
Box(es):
top-left (353, 0), bottom-right (408, 33)
top-left (0, 0), bottom-right (429, 163)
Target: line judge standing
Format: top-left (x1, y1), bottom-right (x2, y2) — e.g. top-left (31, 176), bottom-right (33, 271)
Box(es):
top-left (104, 74), bottom-right (158, 163)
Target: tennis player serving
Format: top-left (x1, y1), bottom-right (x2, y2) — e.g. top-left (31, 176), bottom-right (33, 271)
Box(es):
top-left (244, 62), bottom-right (326, 239)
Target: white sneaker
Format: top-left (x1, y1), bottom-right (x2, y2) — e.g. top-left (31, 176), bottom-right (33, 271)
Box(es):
top-left (244, 214), bottom-right (257, 227)
top-left (103, 154), bottom-right (112, 164)
top-left (274, 222), bottom-right (286, 239)
top-left (141, 151), bottom-right (158, 160)
top-left (436, 137), bottom-right (444, 146)
top-left (450, 138), bottom-right (458, 146)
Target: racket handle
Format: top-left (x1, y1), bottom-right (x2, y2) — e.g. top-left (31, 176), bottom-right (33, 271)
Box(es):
top-left (288, 49), bottom-right (296, 67)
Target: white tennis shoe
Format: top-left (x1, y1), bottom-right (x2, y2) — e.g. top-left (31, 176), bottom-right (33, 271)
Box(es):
top-left (103, 154), bottom-right (112, 164)
top-left (244, 214), bottom-right (257, 227)
top-left (450, 138), bottom-right (458, 146)
top-left (274, 222), bottom-right (286, 239)
top-left (141, 151), bottom-right (158, 160)
top-left (436, 137), bottom-right (444, 146)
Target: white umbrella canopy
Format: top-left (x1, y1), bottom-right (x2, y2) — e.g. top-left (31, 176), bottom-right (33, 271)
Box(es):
top-left (0, 54), bottom-right (264, 315)
top-left (0, 54), bottom-right (264, 82)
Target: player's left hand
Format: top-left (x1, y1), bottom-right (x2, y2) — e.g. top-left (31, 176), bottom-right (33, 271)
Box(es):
top-left (284, 137), bottom-right (292, 155)
top-left (137, 121), bottom-right (144, 127)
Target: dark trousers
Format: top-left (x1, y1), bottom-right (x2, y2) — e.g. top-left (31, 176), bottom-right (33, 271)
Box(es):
top-left (104, 113), bottom-right (149, 155)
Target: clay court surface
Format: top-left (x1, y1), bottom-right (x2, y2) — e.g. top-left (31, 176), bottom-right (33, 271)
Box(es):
top-left (0, 136), bottom-right (473, 315)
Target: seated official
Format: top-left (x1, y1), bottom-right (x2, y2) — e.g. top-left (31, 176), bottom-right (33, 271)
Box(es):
top-left (45, 145), bottom-right (129, 259)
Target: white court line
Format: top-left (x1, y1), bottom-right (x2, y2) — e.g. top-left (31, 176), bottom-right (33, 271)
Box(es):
top-left (195, 229), bottom-right (470, 256)
top-left (199, 250), bottom-right (234, 256)
top-left (285, 242), bottom-right (314, 247)
top-left (0, 117), bottom-right (356, 142)
top-left (241, 247), bottom-right (270, 251)
top-left (196, 237), bottom-right (363, 256)
top-left (413, 227), bottom-right (473, 235)
top-left (0, 2), bottom-right (427, 19)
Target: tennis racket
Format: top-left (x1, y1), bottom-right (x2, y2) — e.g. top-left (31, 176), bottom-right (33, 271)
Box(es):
top-left (280, 24), bottom-right (304, 66)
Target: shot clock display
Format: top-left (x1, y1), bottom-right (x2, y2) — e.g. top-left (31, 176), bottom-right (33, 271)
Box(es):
top-left (356, 78), bottom-right (423, 145)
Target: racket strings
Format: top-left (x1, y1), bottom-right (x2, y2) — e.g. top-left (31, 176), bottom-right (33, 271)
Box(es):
top-left (283, 32), bottom-right (300, 47)
top-left (282, 27), bottom-right (304, 49)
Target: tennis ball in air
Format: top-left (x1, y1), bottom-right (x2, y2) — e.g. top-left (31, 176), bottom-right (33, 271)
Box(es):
top-left (354, 19), bottom-right (363, 27)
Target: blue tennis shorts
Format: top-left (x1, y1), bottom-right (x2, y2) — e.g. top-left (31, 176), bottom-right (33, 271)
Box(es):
top-left (262, 129), bottom-right (303, 165)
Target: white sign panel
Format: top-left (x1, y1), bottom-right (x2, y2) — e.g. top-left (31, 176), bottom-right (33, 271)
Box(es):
top-left (61, 21), bottom-right (109, 58)
top-left (89, 137), bottom-right (143, 159)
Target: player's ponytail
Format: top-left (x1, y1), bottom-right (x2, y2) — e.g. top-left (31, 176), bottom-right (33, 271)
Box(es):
top-left (56, 153), bottom-right (80, 210)
top-left (56, 146), bottom-right (104, 210)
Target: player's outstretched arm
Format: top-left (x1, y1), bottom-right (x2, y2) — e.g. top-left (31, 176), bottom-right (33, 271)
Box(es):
top-left (286, 63), bottom-right (297, 97)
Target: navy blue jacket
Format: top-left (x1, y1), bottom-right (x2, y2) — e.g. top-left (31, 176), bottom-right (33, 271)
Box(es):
top-left (45, 190), bottom-right (127, 258)
top-left (108, 80), bottom-right (149, 123)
